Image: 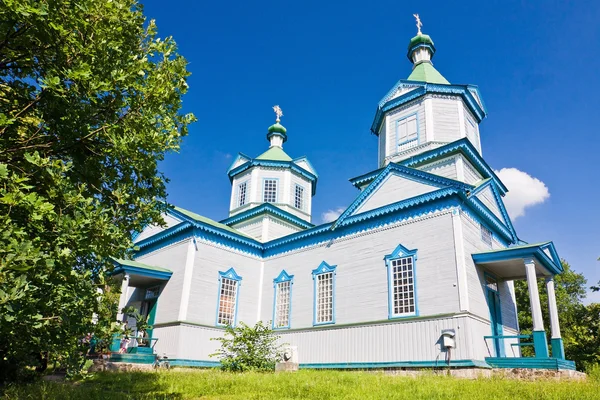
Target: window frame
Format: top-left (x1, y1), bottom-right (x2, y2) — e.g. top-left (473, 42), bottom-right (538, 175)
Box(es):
top-left (262, 178), bottom-right (279, 203)
top-left (481, 223), bottom-right (493, 247)
top-left (395, 112), bottom-right (420, 150)
top-left (294, 184), bottom-right (304, 210)
top-left (384, 244), bottom-right (418, 319)
top-left (311, 261), bottom-right (337, 326)
top-left (237, 180), bottom-right (249, 208)
top-left (272, 270), bottom-right (294, 330)
top-left (215, 267), bottom-right (242, 327)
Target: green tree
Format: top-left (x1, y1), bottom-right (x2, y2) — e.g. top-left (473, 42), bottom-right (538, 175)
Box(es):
top-left (0, 0), bottom-right (194, 381)
top-left (210, 321), bottom-right (283, 372)
top-left (515, 260), bottom-right (600, 369)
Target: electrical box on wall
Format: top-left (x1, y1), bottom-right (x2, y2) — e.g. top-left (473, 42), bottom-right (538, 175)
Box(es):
top-left (441, 329), bottom-right (456, 349)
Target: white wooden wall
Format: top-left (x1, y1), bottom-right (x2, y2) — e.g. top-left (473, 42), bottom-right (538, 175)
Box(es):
top-left (475, 186), bottom-right (503, 221)
top-left (134, 214), bottom-right (182, 243)
top-left (432, 97), bottom-right (461, 143)
top-left (417, 156), bottom-right (458, 180)
top-left (385, 101), bottom-right (426, 156)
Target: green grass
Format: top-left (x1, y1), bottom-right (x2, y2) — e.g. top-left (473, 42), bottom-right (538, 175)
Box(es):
top-left (2, 369), bottom-right (599, 400)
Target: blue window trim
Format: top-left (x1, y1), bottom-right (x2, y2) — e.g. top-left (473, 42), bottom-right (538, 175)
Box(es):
top-left (293, 183), bottom-right (305, 210)
top-left (236, 180), bottom-right (249, 208)
top-left (215, 267), bottom-right (243, 327)
top-left (272, 270), bottom-right (294, 330)
top-left (483, 272), bottom-right (505, 357)
top-left (262, 177), bottom-right (279, 203)
top-left (384, 244), bottom-right (419, 319)
top-left (395, 112), bottom-right (420, 150)
top-left (312, 261), bottom-right (337, 326)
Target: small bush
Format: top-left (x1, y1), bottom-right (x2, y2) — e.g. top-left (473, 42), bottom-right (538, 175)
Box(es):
top-left (210, 321), bottom-right (282, 372)
top-left (586, 363), bottom-right (600, 382)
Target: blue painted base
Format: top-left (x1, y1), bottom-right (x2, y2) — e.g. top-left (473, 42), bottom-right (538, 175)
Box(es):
top-left (486, 357), bottom-right (576, 371)
top-left (532, 330), bottom-right (549, 358)
top-left (110, 353), bottom-right (155, 364)
top-left (129, 346), bottom-right (153, 354)
top-left (551, 338), bottom-right (565, 360)
top-left (299, 359), bottom-right (491, 369)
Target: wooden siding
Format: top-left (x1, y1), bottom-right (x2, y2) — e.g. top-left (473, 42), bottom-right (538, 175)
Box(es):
top-left (417, 156), bottom-right (458, 180)
top-left (134, 213), bottom-right (182, 243)
top-left (378, 123), bottom-right (387, 168)
top-left (135, 240), bottom-right (191, 325)
top-left (290, 172), bottom-right (312, 218)
top-left (463, 107), bottom-right (481, 153)
top-left (353, 174), bottom-right (438, 215)
top-left (268, 217), bottom-right (302, 241)
top-left (462, 156), bottom-right (483, 184)
top-left (230, 171), bottom-right (252, 211)
top-left (185, 241), bottom-right (262, 326)
top-left (385, 101), bottom-right (426, 157)
top-left (431, 98), bottom-right (461, 143)
top-left (475, 186), bottom-right (504, 222)
top-left (260, 212), bottom-right (460, 329)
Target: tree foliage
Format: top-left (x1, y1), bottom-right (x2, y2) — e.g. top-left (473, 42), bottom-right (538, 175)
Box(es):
top-left (0, 0), bottom-right (194, 381)
top-left (210, 321), bottom-right (283, 372)
top-left (515, 260), bottom-right (600, 369)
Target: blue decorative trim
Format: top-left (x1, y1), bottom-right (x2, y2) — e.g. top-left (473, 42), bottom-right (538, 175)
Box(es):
top-left (221, 203), bottom-right (314, 229)
top-left (228, 159), bottom-right (318, 195)
top-left (407, 44), bottom-right (436, 61)
top-left (111, 265), bottom-right (172, 280)
top-left (272, 270), bottom-right (294, 330)
top-left (460, 193), bottom-right (515, 243)
top-left (312, 262), bottom-right (337, 326)
top-left (540, 242), bottom-right (562, 269)
top-left (300, 359), bottom-right (491, 369)
top-left (292, 156), bottom-right (319, 178)
top-left (485, 357), bottom-right (576, 371)
top-left (215, 268), bottom-right (242, 327)
top-left (533, 330), bottom-right (549, 358)
top-left (266, 131), bottom-right (287, 143)
top-left (484, 272), bottom-right (505, 357)
top-left (333, 162), bottom-right (473, 230)
top-left (168, 359), bottom-right (221, 368)
top-left (371, 82), bottom-right (486, 135)
top-left (467, 84), bottom-right (488, 114)
top-left (226, 153), bottom-right (252, 174)
top-left (472, 242), bottom-right (563, 276)
top-left (384, 244), bottom-right (418, 319)
top-left (468, 179), bottom-right (517, 240)
top-left (261, 177), bottom-right (280, 203)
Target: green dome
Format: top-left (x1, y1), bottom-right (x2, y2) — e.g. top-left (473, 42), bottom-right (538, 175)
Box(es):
top-left (268, 122), bottom-right (287, 135)
top-left (407, 33), bottom-right (436, 61)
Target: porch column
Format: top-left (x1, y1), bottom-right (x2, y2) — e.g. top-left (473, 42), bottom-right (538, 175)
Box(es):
top-left (116, 273), bottom-right (130, 323)
top-left (545, 277), bottom-right (565, 359)
top-left (524, 258), bottom-right (549, 358)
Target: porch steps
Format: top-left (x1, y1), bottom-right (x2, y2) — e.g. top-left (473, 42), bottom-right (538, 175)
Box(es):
top-left (110, 353), bottom-right (155, 364)
top-left (128, 346), bottom-right (153, 355)
top-left (485, 357), bottom-right (576, 371)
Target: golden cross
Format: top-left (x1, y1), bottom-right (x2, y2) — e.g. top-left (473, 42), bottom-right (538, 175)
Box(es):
top-left (413, 14), bottom-right (423, 35)
top-left (273, 105), bottom-right (283, 122)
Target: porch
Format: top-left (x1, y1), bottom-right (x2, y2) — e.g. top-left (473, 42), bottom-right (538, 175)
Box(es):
top-left (472, 242), bottom-right (575, 371)
top-left (109, 258), bottom-right (172, 364)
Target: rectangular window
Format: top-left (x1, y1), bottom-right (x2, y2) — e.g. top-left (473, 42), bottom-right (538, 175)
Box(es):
top-left (145, 286), bottom-right (160, 300)
top-left (315, 272), bottom-right (334, 324)
top-left (237, 181), bottom-right (248, 207)
top-left (397, 114), bottom-right (418, 148)
top-left (274, 281), bottom-right (291, 328)
top-left (263, 179), bottom-right (278, 203)
top-left (217, 278), bottom-right (238, 326)
top-left (294, 185), bottom-right (304, 210)
top-left (390, 257), bottom-right (416, 316)
top-left (481, 224), bottom-right (492, 247)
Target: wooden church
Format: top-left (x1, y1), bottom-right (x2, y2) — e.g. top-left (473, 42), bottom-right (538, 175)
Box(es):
top-left (111, 20), bottom-right (574, 372)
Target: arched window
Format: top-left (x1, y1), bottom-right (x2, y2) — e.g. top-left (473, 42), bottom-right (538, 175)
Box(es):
top-left (384, 244), bottom-right (418, 319)
top-left (216, 268), bottom-right (242, 326)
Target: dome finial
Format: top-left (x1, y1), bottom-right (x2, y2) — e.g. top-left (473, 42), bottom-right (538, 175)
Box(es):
top-left (272, 105), bottom-right (283, 123)
top-left (413, 13), bottom-right (423, 35)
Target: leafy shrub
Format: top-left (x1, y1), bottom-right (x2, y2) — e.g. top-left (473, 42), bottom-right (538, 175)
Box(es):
top-left (585, 363), bottom-right (600, 382)
top-left (210, 321), bottom-right (282, 372)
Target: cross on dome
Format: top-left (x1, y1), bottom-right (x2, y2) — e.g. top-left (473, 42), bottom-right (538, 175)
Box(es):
top-left (413, 14), bottom-right (422, 35)
top-left (273, 105), bottom-right (283, 122)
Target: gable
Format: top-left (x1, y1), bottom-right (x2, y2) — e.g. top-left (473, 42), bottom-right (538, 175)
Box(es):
top-left (133, 213), bottom-right (182, 243)
top-left (352, 173), bottom-right (440, 215)
top-left (475, 186), bottom-right (503, 222)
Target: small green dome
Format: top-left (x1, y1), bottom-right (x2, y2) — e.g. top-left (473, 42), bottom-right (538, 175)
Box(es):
top-left (268, 122), bottom-right (287, 135)
top-left (407, 33), bottom-right (436, 61)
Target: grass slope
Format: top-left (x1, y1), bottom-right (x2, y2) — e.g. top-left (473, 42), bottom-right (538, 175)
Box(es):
top-left (3, 369), bottom-right (599, 399)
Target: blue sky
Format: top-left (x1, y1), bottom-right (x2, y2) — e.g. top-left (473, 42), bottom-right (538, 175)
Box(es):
top-left (141, 0), bottom-right (600, 301)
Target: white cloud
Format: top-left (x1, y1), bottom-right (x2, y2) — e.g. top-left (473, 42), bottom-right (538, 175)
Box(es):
top-left (321, 207), bottom-right (345, 223)
top-left (494, 168), bottom-right (550, 220)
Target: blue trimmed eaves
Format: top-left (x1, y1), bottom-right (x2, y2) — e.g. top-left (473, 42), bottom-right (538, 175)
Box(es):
top-left (333, 162), bottom-right (473, 230)
top-left (220, 203), bottom-right (314, 230)
top-left (460, 193), bottom-right (516, 243)
top-left (226, 152), bottom-right (252, 174)
top-left (472, 242), bottom-right (563, 275)
top-left (274, 269), bottom-right (294, 284)
top-left (467, 179), bottom-right (517, 239)
top-left (111, 265), bottom-right (172, 280)
top-left (371, 82), bottom-right (486, 135)
top-left (228, 159), bottom-right (318, 196)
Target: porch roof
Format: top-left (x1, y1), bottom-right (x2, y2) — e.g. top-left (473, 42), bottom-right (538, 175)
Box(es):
top-left (111, 258), bottom-right (173, 284)
top-left (472, 241), bottom-right (562, 279)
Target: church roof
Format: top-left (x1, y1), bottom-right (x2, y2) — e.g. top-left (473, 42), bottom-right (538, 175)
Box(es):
top-left (256, 146), bottom-right (293, 162)
top-left (172, 206), bottom-right (252, 238)
top-left (407, 62), bottom-right (449, 84)
top-left (112, 258), bottom-right (172, 273)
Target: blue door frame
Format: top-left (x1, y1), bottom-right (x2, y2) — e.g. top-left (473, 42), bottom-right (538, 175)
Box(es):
top-left (485, 273), bottom-right (505, 357)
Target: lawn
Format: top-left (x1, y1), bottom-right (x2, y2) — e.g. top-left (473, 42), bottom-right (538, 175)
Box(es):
top-left (2, 369), bottom-right (599, 400)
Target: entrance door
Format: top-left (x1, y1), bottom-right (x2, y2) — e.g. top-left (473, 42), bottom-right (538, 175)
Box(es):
top-left (141, 298), bottom-right (157, 340)
top-left (485, 274), bottom-right (504, 357)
